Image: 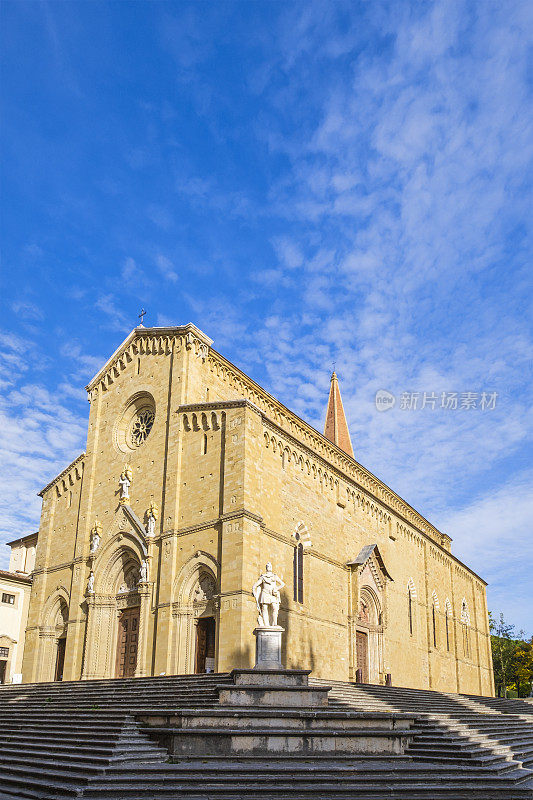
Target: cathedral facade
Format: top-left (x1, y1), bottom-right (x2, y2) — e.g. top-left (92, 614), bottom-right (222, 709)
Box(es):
top-left (22, 324), bottom-right (495, 695)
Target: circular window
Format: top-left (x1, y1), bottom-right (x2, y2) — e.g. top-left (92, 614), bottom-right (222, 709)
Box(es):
top-left (130, 407), bottom-right (155, 447)
top-left (115, 393), bottom-right (156, 453)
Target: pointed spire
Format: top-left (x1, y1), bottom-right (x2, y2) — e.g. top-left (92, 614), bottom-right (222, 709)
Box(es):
top-left (323, 371), bottom-right (354, 458)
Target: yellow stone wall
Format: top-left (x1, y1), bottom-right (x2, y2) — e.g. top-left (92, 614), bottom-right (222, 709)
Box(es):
top-left (22, 326), bottom-right (495, 695)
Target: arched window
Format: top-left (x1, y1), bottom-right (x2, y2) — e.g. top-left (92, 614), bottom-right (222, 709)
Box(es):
top-left (202, 433), bottom-right (208, 455)
top-left (461, 600), bottom-right (470, 658)
top-left (431, 591), bottom-right (439, 649)
top-left (293, 542), bottom-right (304, 603)
top-left (407, 579), bottom-right (416, 636)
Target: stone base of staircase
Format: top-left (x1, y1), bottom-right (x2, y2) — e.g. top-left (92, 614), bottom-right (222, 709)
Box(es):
top-left (139, 667), bottom-right (415, 757)
top-left (1, 673), bottom-right (533, 799)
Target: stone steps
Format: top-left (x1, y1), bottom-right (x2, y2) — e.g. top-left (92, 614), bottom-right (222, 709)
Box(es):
top-left (0, 674), bottom-right (532, 799)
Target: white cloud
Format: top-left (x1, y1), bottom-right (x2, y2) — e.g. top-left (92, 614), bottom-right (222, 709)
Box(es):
top-left (95, 294), bottom-right (132, 334)
top-left (440, 472), bottom-right (533, 636)
top-left (0, 333), bottom-right (87, 568)
top-left (155, 254), bottom-right (179, 283)
top-left (12, 301), bottom-right (44, 321)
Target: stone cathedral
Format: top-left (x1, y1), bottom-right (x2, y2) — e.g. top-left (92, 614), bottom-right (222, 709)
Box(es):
top-left (22, 323), bottom-right (495, 695)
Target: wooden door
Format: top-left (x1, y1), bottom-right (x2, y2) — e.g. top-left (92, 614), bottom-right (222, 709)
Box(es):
top-left (0, 660), bottom-right (6, 684)
top-left (115, 607), bottom-right (140, 678)
top-left (356, 630), bottom-right (369, 683)
top-left (54, 638), bottom-right (66, 681)
top-left (195, 617), bottom-right (216, 673)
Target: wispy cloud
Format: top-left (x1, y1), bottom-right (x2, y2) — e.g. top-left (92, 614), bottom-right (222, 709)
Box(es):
top-left (1, 0), bottom-right (530, 633)
top-left (0, 333), bottom-right (87, 559)
top-left (95, 295), bottom-right (132, 334)
top-left (155, 254), bottom-right (179, 283)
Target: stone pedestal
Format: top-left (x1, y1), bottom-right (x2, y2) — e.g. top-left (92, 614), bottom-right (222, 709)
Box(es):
top-left (253, 625), bottom-right (283, 670)
top-left (218, 668), bottom-right (330, 707)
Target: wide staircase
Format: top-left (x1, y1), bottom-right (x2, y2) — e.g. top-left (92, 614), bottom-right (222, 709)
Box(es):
top-left (0, 674), bottom-right (532, 799)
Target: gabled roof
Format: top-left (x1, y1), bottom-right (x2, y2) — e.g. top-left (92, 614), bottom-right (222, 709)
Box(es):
top-left (85, 323), bottom-right (213, 392)
top-left (347, 544), bottom-right (393, 581)
top-left (323, 372), bottom-right (354, 457)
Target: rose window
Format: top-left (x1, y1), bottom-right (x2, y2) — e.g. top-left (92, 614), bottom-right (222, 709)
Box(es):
top-left (130, 408), bottom-right (155, 447)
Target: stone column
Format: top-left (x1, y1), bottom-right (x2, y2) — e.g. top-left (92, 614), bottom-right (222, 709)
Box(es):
top-left (38, 630), bottom-right (56, 682)
top-left (347, 564), bottom-right (358, 681)
top-left (80, 594), bottom-right (97, 679)
top-left (135, 582), bottom-right (152, 677)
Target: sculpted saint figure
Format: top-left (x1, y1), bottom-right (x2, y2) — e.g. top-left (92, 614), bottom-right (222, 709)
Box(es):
top-left (119, 466), bottom-right (132, 502)
top-left (90, 522), bottom-right (101, 554)
top-left (252, 562), bottom-right (285, 627)
top-left (139, 559), bottom-right (148, 582)
top-left (87, 571), bottom-right (95, 594)
top-left (146, 502), bottom-right (158, 538)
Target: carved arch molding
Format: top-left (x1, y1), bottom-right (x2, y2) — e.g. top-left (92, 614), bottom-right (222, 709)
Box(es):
top-left (170, 551), bottom-right (220, 675)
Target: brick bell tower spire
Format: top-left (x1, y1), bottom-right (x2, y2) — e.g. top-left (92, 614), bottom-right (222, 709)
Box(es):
top-left (323, 371), bottom-right (354, 458)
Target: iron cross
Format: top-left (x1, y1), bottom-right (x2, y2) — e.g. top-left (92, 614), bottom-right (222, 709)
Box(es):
top-left (138, 308), bottom-right (147, 325)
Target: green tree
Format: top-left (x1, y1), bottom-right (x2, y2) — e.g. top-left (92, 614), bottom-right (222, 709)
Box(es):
top-left (509, 637), bottom-right (533, 698)
top-left (489, 612), bottom-right (520, 698)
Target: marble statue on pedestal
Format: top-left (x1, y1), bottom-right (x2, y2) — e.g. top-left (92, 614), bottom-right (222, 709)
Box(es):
top-left (86, 571), bottom-right (95, 594)
top-left (252, 562), bottom-right (285, 627)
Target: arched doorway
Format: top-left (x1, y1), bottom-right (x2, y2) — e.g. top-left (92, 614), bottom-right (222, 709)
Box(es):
top-left (356, 587), bottom-right (383, 684)
top-left (192, 571), bottom-right (217, 674)
top-left (38, 593), bottom-right (69, 682)
top-left (172, 556), bottom-right (219, 675)
top-left (114, 560), bottom-right (141, 678)
top-left (82, 541), bottom-right (143, 680)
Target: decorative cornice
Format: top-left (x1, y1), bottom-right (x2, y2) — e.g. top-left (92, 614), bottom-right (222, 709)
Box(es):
top-left (176, 397), bottom-right (477, 579)
top-left (38, 452), bottom-right (85, 498)
top-left (85, 324), bottom-right (213, 399)
top-left (206, 350), bottom-right (453, 548)
top-left (179, 399), bottom-right (260, 414)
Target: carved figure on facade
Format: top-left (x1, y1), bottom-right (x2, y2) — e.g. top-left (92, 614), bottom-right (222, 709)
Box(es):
top-left (145, 501), bottom-right (158, 538)
top-left (359, 600), bottom-right (369, 623)
top-left (194, 573), bottom-right (216, 603)
top-left (118, 571), bottom-right (138, 594)
top-left (252, 562), bottom-right (285, 627)
top-left (86, 571), bottom-right (95, 594)
top-left (89, 521), bottom-right (102, 554)
top-left (118, 465), bottom-right (133, 504)
top-left (139, 559), bottom-right (148, 583)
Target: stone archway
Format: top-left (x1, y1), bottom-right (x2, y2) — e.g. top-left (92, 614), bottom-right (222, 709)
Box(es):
top-left (348, 544), bottom-right (391, 684)
top-left (81, 540), bottom-right (144, 680)
top-left (171, 553), bottom-right (219, 675)
top-left (356, 586), bottom-right (383, 684)
top-left (38, 591), bottom-right (69, 682)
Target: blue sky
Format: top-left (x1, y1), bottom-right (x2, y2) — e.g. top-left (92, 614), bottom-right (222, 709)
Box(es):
top-left (1, 1), bottom-right (532, 635)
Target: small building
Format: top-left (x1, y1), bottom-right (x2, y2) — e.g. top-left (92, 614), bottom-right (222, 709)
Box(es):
top-left (0, 533), bottom-right (37, 683)
top-left (21, 324), bottom-right (494, 694)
